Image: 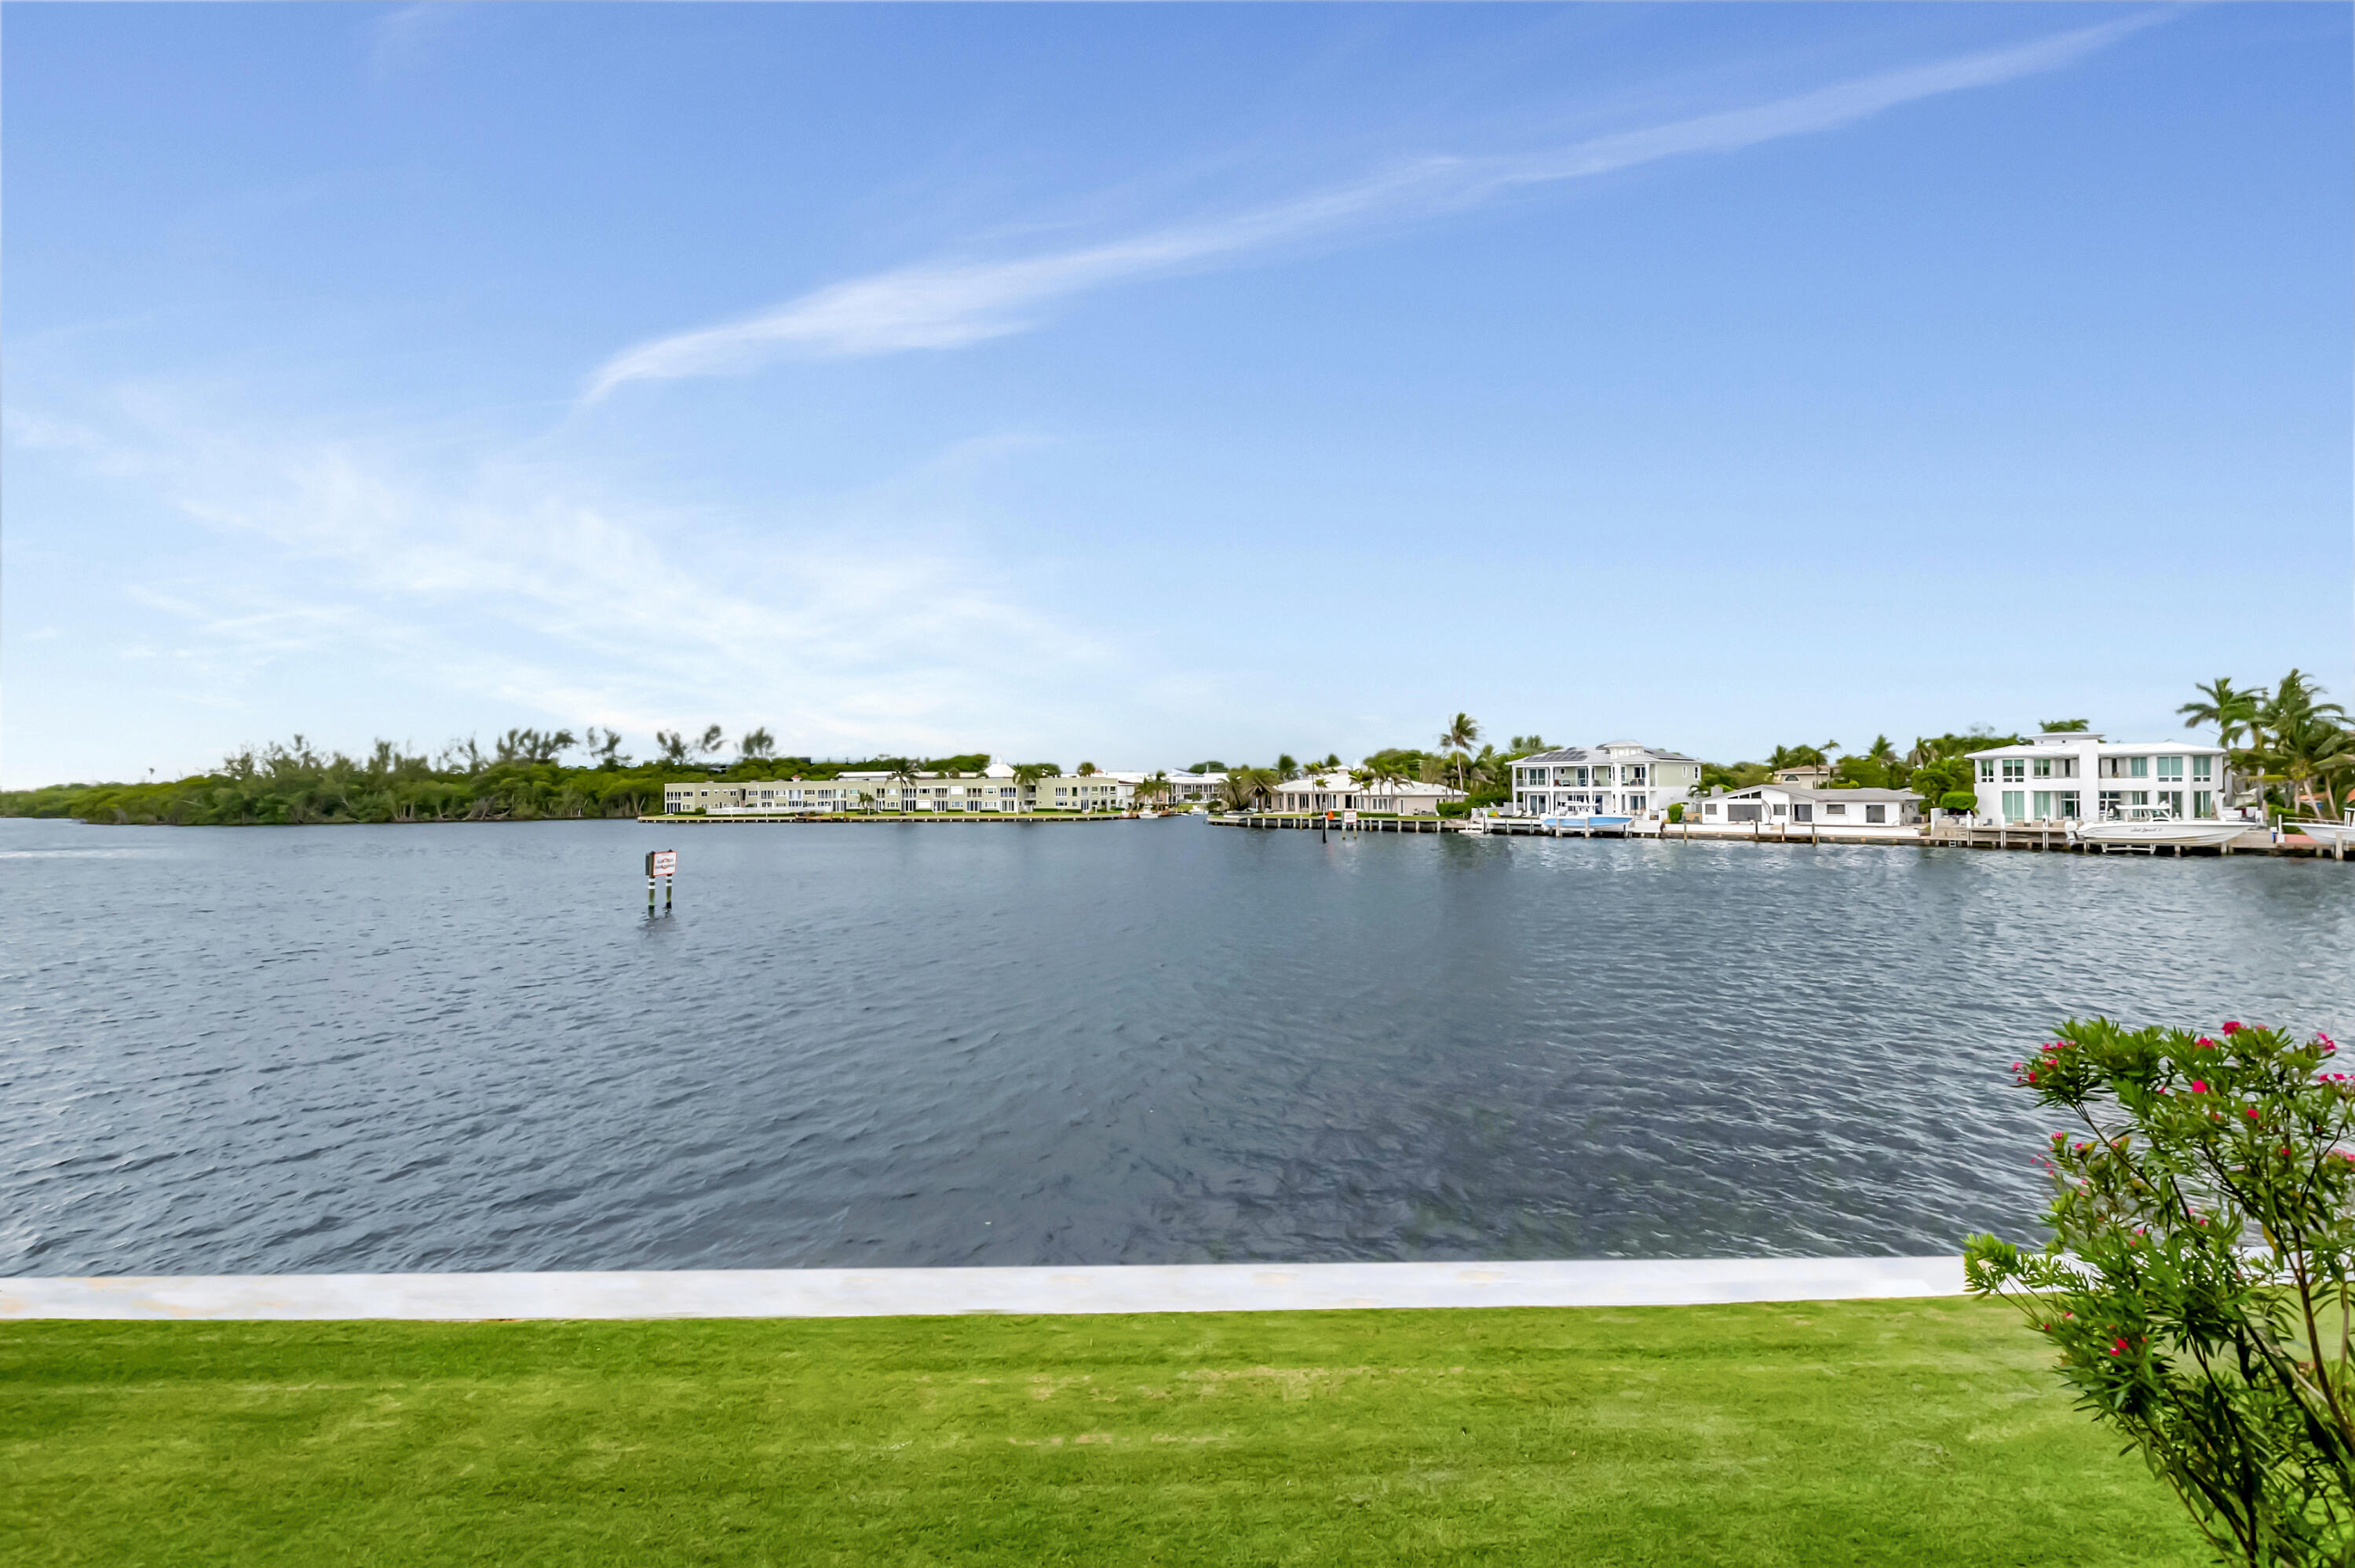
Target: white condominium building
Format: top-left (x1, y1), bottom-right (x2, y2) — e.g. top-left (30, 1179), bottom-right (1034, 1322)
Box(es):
top-left (1510, 742), bottom-right (1701, 818)
top-left (1964, 732), bottom-right (2235, 824)
top-left (662, 761), bottom-right (1148, 815)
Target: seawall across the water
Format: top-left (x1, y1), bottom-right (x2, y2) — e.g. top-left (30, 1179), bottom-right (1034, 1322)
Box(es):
top-left (2, 1257), bottom-right (1966, 1320)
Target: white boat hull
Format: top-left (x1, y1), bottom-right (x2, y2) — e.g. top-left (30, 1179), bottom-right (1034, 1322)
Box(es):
top-left (2287, 820), bottom-right (2355, 847)
top-left (2076, 820), bottom-right (2247, 849)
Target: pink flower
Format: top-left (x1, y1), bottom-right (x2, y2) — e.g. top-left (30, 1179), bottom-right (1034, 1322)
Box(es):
top-left (2196, 1037), bottom-right (2216, 1048)
top-left (2192, 1081), bottom-right (2209, 1093)
top-left (2246, 1107), bottom-right (2262, 1121)
top-left (2223, 1021), bottom-right (2244, 1035)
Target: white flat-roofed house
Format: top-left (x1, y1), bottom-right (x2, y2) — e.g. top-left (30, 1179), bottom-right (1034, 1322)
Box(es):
top-left (1965, 733), bottom-right (2235, 824)
top-left (1510, 742), bottom-right (1701, 819)
top-left (1266, 773), bottom-right (1466, 816)
top-left (1698, 784), bottom-right (1921, 833)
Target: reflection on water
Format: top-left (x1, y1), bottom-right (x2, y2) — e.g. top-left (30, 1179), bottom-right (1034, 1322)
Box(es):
top-left (2, 815), bottom-right (2348, 1274)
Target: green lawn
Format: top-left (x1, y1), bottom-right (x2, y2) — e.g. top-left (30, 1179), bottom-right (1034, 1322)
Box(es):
top-left (1, 1298), bottom-right (2207, 1566)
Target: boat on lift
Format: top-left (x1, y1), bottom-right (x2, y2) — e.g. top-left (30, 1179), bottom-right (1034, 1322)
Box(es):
top-left (2074, 812), bottom-right (2251, 851)
top-left (2284, 815), bottom-right (2355, 850)
top-left (1540, 813), bottom-right (1634, 837)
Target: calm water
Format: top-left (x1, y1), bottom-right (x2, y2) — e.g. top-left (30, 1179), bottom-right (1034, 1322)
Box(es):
top-left (2, 815), bottom-right (2348, 1275)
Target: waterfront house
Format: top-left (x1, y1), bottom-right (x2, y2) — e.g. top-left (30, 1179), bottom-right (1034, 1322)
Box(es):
top-left (1509, 742), bottom-right (1702, 819)
top-left (1163, 772), bottom-right (1227, 807)
top-left (1771, 764), bottom-right (1835, 786)
top-left (1963, 732), bottom-right (2234, 824)
top-left (1699, 783), bottom-right (1921, 833)
top-left (1266, 773), bottom-right (1466, 815)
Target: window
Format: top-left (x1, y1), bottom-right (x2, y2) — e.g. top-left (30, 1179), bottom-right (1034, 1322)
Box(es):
top-left (1977, 760), bottom-right (1996, 782)
top-left (2192, 756), bottom-right (2214, 782)
top-left (2157, 790), bottom-right (2185, 816)
top-left (2002, 759), bottom-right (2026, 783)
top-left (1865, 804), bottom-right (1887, 824)
top-left (2032, 758), bottom-right (2053, 779)
top-left (2033, 791), bottom-right (2053, 819)
top-left (1771, 804), bottom-right (1787, 817)
top-left (2057, 791), bottom-right (2079, 819)
top-left (2193, 790), bottom-right (2215, 818)
top-left (2001, 790), bottom-right (2027, 822)
top-left (2156, 757), bottom-right (2184, 781)
top-left (2127, 791), bottom-right (2149, 807)
top-left (2130, 757), bottom-right (2149, 778)
top-left (1824, 803), bottom-right (1846, 816)
top-left (1625, 766), bottom-right (1648, 785)
top-left (1792, 804), bottom-right (1813, 822)
top-left (1729, 804), bottom-right (1761, 822)
top-left (1704, 803), bottom-right (1719, 816)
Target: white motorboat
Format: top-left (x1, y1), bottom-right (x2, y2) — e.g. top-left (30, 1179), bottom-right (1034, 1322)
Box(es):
top-left (1541, 813), bottom-right (1634, 836)
top-left (2075, 816), bottom-right (2251, 851)
top-left (2285, 818), bottom-right (2355, 848)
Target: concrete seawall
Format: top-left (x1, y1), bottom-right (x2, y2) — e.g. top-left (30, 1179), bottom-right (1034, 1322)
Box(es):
top-left (2, 1257), bottom-right (1967, 1321)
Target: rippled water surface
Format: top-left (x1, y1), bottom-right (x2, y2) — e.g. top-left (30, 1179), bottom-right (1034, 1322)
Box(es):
top-left (3, 815), bottom-right (2348, 1274)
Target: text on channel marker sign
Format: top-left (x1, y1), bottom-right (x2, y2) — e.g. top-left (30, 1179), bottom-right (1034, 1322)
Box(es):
top-left (647, 850), bottom-right (677, 877)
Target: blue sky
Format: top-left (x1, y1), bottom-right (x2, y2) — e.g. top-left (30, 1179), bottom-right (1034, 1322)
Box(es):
top-left (4, 3), bottom-right (2348, 785)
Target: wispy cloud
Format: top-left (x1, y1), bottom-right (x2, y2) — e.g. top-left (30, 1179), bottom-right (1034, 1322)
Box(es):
top-left (18, 392), bottom-right (1092, 754)
top-left (587, 15), bottom-right (2160, 400)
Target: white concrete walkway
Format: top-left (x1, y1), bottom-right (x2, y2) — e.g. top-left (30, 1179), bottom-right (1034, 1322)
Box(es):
top-left (2, 1257), bottom-right (1965, 1321)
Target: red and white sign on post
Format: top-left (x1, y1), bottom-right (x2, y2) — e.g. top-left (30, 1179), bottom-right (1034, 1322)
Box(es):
top-left (645, 849), bottom-right (676, 917)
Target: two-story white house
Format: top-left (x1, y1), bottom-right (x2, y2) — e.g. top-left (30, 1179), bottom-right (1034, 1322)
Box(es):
top-left (1510, 742), bottom-right (1702, 819)
top-left (1964, 732), bottom-right (2235, 824)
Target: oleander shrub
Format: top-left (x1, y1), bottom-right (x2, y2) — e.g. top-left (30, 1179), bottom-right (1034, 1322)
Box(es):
top-left (1966, 1018), bottom-right (2355, 1566)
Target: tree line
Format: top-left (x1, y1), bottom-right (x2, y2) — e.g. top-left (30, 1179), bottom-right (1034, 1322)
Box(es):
top-left (5, 669), bottom-right (2344, 826)
top-left (0, 725), bottom-right (1011, 826)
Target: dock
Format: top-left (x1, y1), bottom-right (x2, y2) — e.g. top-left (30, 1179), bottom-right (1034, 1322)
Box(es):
top-left (1208, 813), bottom-right (2341, 858)
top-left (636, 811), bottom-right (1134, 826)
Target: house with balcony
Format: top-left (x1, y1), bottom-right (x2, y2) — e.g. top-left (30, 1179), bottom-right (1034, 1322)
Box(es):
top-left (1964, 732), bottom-right (2235, 823)
top-left (1509, 742), bottom-right (1701, 819)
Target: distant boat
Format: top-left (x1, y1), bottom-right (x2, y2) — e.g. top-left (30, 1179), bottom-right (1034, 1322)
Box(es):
top-left (2076, 817), bottom-right (2249, 850)
top-left (2285, 819), bottom-right (2355, 849)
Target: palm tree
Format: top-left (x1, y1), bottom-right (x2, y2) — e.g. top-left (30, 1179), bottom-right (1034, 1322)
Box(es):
top-left (1010, 762), bottom-right (1050, 814)
top-left (2178, 677), bottom-right (2263, 750)
top-left (739, 727), bottom-right (775, 761)
top-left (891, 759), bottom-right (922, 814)
top-left (2244, 673), bottom-right (2351, 819)
top-left (1437, 713), bottom-right (1480, 792)
top-left (1217, 767), bottom-right (1276, 814)
top-left (694, 724), bottom-right (726, 758)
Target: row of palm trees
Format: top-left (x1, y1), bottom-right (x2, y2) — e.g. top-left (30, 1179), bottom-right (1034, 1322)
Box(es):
top-left (2178, 671), bottom-right (2353, 820)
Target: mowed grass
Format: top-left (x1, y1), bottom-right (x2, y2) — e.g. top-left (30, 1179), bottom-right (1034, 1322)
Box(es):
top-left (2, 1297), bottom-right (2207, 1567)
